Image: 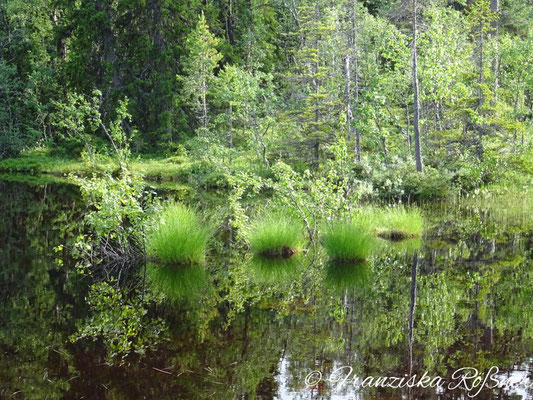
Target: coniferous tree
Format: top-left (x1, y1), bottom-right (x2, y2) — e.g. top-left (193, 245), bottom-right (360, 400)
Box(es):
top-left (179, 13), bottom-right (222, 137)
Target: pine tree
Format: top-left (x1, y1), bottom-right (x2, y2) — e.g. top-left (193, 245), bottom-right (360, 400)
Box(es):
top-left (285, 0), bottom-right (343, 167)
top-left (179, 13), bottom-right (222, 136)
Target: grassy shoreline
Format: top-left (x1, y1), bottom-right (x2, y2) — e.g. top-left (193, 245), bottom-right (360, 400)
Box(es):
top-left (0, 150), bottom-right (192, 182)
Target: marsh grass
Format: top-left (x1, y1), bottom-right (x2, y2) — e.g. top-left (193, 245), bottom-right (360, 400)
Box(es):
top-left (366, 205), bottom-right (423, 241)
top-left (324, 261), bottom-right (370, 292)
top-left (0, 149), bottom-right (195, 183)
top-left (146, 202), bottom-right (209, 265)
top-left (463, 191), bottom-right (533, 232)
top-left (248, 212), bottom-right (303, 258)
top-left (322, 221), bottom-right (375, 262)
top-left (146, 263), bottom-right (207, 301)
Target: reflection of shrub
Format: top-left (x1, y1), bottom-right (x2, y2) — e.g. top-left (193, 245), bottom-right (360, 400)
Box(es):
top-left (247, 212), bottom-right (303, 258)
top-left (322, 221), bottom-right (375, 262)
top-left (147, 203), bottom-right (208, 265)
top-left (72, 281), bottom-right (167, 365)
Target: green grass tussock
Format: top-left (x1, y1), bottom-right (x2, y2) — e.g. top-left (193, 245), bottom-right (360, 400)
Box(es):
top-left (322, 221), bottom-right (375, 262)
top-left (248, 212), bottom-right (303, 258)
top-left (147, 202), bottom-right (209, 265)
top-left (366, 205), bottom-right (423, 241)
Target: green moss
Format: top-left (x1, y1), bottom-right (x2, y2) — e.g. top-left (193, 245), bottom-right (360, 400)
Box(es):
top-left (322, 221), bottom-right (375, 262)
top-left (146, 202), bottom-right (209, 265)
top-left (247, 212), bottom-right (303, 258)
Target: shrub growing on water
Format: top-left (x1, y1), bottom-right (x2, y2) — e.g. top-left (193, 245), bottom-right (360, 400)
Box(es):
top-left (322, 221), bottom-right (375, 262)
top-left (248, 212), bottom-right (303, 258)
top-left (147, 202), bottom-right (208, 265)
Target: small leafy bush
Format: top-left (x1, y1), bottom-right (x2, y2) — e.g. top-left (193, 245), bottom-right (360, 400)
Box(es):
top-left (371, 159), bottom-right (450, 201)
top-left (74, 171), bottom-right (159, 263)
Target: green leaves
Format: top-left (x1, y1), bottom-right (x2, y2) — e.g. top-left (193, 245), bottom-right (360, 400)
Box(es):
top-left (51, 90), bottom-right (133, 169)
top-left (466, 0), bottom-right (498, 37)
top-left (178, 12), bottom-right (222, 133)
top-left (74, 171), bottom-right (159, 261)
top-left (72, 281), bottom-right (167, 365)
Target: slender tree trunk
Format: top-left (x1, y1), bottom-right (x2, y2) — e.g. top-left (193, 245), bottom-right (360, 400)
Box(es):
top-left (313, 3), bottom-right (320, 167)
top-left (353, 1), bottom-right (361, 162)
top-left (344, 54), bottom-right (353, 140)
top-left (228, 103), bottom-right (233, 148)
top-left (95, 1), bottom-right (121, 93)
top-left (477, 22), bottom-right (485, 160)
top-left (201, 75), bottom-right (208, 131)
top-left (412, 0), bottom-right (424, 173)
top-left (408, 252), bottom-right (419, 376)
top-left (406, 103), bottom-right (411, 150)
top-left (490, 0), bottom-right (499, 105)
top-left (346, 0), bottom-right (361, 162)
top-left (345, 54), bottom-right (353, 141)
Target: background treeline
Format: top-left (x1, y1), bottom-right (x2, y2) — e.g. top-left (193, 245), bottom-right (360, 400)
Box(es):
top-left (1, 0), bottom-right (532, 196)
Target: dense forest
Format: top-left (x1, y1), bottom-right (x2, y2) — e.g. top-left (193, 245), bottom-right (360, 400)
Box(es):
top-left (1, 0), bottom-right (532, 198)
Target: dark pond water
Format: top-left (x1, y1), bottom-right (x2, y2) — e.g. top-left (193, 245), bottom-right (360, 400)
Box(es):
top-left (1, 178), bottom-right (533, 399)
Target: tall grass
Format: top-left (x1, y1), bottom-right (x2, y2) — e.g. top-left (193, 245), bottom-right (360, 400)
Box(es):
top-left (248, 212), bottom-right (303, 258)
top-left (146, 202), bottom-right (209, 265)
top-left (322, 221), bottom-right (375, 262)
top-left (365, 205), bottom-right (423, 240)
top-left (463, 191), bottom-right (533, 232)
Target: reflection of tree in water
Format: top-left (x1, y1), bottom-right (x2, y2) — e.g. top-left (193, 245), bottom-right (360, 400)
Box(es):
top-left (3, 180), bottom-right (533, 399)
top-left (0, 180), bottom-right (84, 399)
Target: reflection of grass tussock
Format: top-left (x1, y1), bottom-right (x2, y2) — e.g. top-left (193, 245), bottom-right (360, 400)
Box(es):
top-left (324, 261), bottom-right (370, 292)
top-left (147, 263), bottom-right (208, 301)
top-left (365, 205), bottom-right (423, 241)
top-left (322, 221), bottom-right (375, 262)
top-left (248, 212), bottom-right (303, 258)
top-left (147, 202), bottom-right (209, 265)
top-left (248, 254), bottom-right (303, 283)
top-left (379, 235), bottom-right (422, 256)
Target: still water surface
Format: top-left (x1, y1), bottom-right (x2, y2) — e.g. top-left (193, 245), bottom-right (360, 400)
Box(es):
top-left (1, 179), bottom-right (532, 399)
